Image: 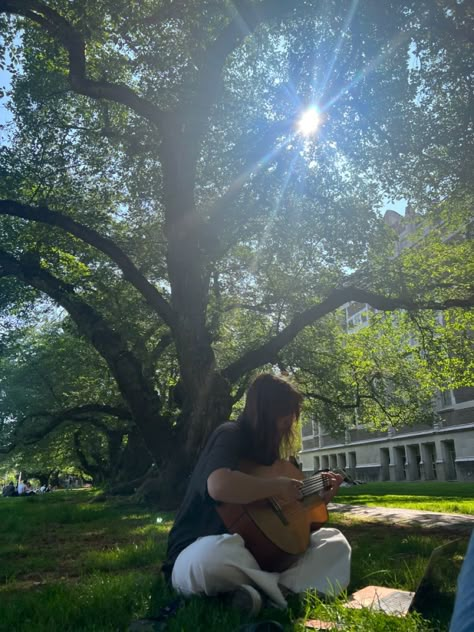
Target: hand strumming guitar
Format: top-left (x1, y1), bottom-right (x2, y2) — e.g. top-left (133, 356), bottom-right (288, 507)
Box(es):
top-left (272, 476), bottom-right (304, 502)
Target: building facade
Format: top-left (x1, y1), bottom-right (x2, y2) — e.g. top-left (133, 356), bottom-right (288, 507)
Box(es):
top-left (299, 359), bottom-right (474, 482)
top-left (299, 210), bottom-right (474, 482)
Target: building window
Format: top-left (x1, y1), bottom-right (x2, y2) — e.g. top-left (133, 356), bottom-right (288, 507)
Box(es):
top-left (348, 451), bottom-right (357, 472)
top-left (441, 440), bottom-right (457, 480)
top-left (301, 418), bottom-right (315, 438)
top-left (453, 387), bottom-right (474, 404)
top-left (439, 390), bottom-right (453, 409)
top-left (337, 453), bottom-right (347, 469)
top-left (394, 446), bottom-right (407, 480)
top-left (380, 448), bottom-right (390, 481)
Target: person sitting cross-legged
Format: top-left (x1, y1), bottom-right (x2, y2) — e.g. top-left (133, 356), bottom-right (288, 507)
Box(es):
top-left (162, 373), bottom-right (351, 617)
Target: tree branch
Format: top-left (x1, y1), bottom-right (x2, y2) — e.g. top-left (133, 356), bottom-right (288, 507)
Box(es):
top-left (0, 249), bottom-right (169, 446)
top-left (0, 200), bottom-right (175, 328)
top-left (0, 0), bottom-right (167, 128)
top-left (149, 332), bottom-right (173, 366)
top-left (303, 391), bottom-right (361, 411)
top-left (222, 286), bottom-right (474, 382)
top-left (0, 404), bottom-right (130, 453)
top-left (201, 0), bottom-right (297, 79)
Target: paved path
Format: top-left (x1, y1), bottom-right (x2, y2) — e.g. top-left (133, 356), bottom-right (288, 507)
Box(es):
top-left (328, 503), bottom-right (474, 533)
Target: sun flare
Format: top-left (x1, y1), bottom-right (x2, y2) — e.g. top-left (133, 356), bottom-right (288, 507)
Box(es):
top-left (297, 107), bottom-right (321, 136)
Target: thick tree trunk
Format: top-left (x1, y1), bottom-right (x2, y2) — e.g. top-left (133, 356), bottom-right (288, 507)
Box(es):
top-left (136, 370), bottom-right (234, 507)
top-left (160, 124), bottom-right (235, 464)
top-left (116, 427), bottom-right (153, 482)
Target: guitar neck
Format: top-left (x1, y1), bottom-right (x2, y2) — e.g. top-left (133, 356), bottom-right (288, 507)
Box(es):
top-left (301, 473), bottom-right (329, 498)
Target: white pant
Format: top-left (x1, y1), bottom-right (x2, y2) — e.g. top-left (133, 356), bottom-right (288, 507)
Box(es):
top-left (171, 527), bottom-right (351, 608)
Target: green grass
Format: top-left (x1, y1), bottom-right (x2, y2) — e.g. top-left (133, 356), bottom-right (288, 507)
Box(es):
top-left (337, 482), bottom-right (474, 514)
top-left (0, 489), bottom-right (469, 631)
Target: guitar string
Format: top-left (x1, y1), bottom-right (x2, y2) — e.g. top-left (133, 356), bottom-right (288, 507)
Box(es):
top-left (302, 475), bottom-right (325, 486)
top-left (302, 477), bottom-right (329, 496)
top-left (303, 483), bottom-right (325, 493)
top-left (269, 479), bottom-right (325, 509)
top-left (302, 484), bottom-right (325, 496)
top-left (268, 476), bottom-right (330, 520)
top-left (272, 492), bottom-right (328, 520)
top-left (304, 474), bottom-right (332, 489)
top-left (303, 479), bottom-right (326, 491)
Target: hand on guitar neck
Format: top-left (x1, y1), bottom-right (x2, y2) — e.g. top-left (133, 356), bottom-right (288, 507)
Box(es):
top-left (319, 471), bottom-right (344, 505)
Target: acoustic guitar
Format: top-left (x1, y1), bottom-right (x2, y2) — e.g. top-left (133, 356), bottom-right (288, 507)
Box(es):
top-left (216, 459), bottom-right (331, 572)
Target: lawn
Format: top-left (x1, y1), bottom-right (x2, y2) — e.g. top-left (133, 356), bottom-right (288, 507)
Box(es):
top-left (337, 481), bottom-right (474, 515)
top-left (0, 489), bottom-right (469, 632)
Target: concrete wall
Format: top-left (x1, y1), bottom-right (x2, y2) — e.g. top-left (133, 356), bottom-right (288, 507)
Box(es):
top-left (300, 423), bottom-right (474, 483)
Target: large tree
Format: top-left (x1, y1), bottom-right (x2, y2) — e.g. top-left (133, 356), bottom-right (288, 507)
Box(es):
top-left (0, 0), bottom-right (472, 500)
top-left (0, 320), bottom-right (151, 484)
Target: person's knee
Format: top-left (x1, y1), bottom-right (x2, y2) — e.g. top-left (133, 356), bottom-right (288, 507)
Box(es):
top-left (336, 533), bottom-right (352, 558)
top-left (333, 539), bottom-right (351, 591)
top-left (172, 534), bottom-right (250, 595)
top-left (312, 528), bottom-right (351, 554)
top-left (195, 535), bottom-right (252, 583)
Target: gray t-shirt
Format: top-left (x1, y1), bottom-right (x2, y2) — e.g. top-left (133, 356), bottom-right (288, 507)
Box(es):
top-left (163, 420), bottom-right (248, 580)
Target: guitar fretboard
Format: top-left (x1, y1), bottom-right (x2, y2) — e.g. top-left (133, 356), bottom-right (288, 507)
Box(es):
top-left (301, 473), bottom-right (329, 497)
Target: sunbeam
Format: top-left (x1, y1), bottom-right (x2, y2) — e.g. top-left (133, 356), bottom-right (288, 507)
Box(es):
top-left (249, 149), bottom-right (301, 277)
top-left (318, 0), bottom-right (360, 97)
top-left (209, 132), bottom-right (297, 220)
top-left (322, 30), bottom-right (411, 112)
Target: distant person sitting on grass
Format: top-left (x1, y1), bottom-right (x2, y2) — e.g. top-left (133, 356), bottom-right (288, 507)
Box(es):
top-left (17, 480), bottom-right (26, 495)
top-left (24, 481), bottom-right (35, 495)
top-left (163, 373), bottom-right (351, 618)
top-left (2, 481), bottom-right (16, 497)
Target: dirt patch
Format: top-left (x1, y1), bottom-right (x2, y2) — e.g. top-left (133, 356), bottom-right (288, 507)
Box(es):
top-left (329, 516), bottom-right (472, 536)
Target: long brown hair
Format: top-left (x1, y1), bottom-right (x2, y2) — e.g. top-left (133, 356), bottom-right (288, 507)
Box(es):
top-left (240, 373), bottom-right (303, 465)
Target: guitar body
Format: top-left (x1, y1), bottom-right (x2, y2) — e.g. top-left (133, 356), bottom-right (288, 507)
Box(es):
top-left (216, 460), bottom-right (329, 572)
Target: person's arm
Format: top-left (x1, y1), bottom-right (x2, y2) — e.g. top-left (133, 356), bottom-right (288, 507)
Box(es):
top-left (207, 468), bottom-right (303, 504)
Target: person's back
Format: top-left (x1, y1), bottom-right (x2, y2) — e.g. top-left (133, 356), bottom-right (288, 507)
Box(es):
top-left (17, 481), bottom-right (25, 495)
top-left (2, 482), bottom-right (14, 497)
top-left (164, 420), bottom-right (248, 581)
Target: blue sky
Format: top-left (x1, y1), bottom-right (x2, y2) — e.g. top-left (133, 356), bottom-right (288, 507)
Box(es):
top-left (0, 67), bottom-right (12, 126)
top-left (383, 198), bottom-right (406, 216)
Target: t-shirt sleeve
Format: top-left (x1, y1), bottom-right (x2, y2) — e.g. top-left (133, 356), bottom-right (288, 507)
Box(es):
top-left (199, 424), bottom-right (241, 499)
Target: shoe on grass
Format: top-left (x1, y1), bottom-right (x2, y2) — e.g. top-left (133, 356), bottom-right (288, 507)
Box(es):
top-left (230, 584), bottom-right (263, 617)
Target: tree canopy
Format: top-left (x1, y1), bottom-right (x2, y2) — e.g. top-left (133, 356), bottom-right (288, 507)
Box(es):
top-left (0, 0), bottom-right (472, 496)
